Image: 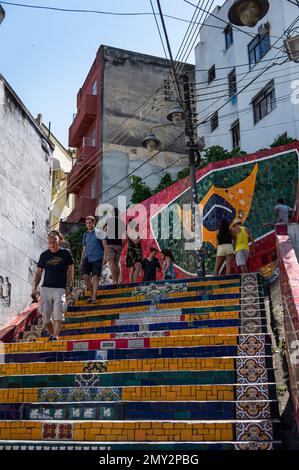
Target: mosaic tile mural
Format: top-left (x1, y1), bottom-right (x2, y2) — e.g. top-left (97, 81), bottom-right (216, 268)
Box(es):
top-left (121, 143), bottom-right (299, 281)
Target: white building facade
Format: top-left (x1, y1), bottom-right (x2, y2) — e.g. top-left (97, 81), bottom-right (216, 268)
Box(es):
top-left (0, 76), bottom-right (53, 327)
top-left (195, 0), bottom-right (299, 153)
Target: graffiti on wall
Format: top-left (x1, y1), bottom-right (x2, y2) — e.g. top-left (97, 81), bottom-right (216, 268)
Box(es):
top-left (121, 143), bottom-right (299, 281)
top-left (0, 276), bottom-right (11, 308)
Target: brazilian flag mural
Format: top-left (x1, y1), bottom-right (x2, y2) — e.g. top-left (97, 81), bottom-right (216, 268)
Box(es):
top-left (150, 148), bottom-right (299, 276)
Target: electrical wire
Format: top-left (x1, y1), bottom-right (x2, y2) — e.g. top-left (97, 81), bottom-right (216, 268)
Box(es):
top-left (0, 0), bottom-right (284, 39)
top-left (195, 14), bottom-right (299, 127)
top-left (149, 0), bottom-right (169, 61)
top-left (49, 1), bottom-right (211, 205)
top-left (50, 4), bottom-right (299, 222)
top-left (195, 69), bottom-right (299, 101)
top-left (194, 59), bottom-right (294, 89)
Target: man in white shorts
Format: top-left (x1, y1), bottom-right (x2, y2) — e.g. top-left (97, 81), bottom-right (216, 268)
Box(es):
top-left (33, 233), bottom-right (74, 340)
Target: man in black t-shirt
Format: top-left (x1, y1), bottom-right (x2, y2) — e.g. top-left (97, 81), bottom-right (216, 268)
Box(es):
top-left (142, 247), bottom-right (161, 282)
top-left (33, 233), bottom-right (74, 340)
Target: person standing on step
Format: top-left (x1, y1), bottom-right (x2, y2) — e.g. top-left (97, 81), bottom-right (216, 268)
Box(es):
top-left (162, 249), bottom-right (176, 280)
top-left (126, 221), bottom-right (143, 284)
top-left (33, 232), bottom-right (74, 341)
top-left (231, 220), bottom-right (254, 273)
top-left (142, 247), bottom-right (161, 282)
top-left (214, 219), bottom-right (234, 276)
top-left (104, 208), bottom-right (126, 285)
top-left (275, 198), bottom-right (294, 224)
top-left (80, 216), bottom-right (106, 303)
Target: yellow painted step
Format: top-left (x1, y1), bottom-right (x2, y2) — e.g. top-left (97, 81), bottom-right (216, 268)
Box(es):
top-left (66, 298), bottom-right (241, 318)
top-left (74, 287), bottom-right (241, 307)
top-left (0, 385), bottom-right (235, 403)
top-left (62, 311), bottom-right (241, 331)
top-left (3, 332), bottom-right (241, 354)
top-left (0, 420), bottom-right (234, 442)
top-left (0, 357), bottom-right (235, 376)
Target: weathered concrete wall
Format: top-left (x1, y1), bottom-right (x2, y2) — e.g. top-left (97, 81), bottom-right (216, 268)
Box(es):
top-left (101, 46), bottom-right (194, 205)
top-left (0, 76), bottom-right (53, 327)
top-left (101, 143), bottom-right (186, 207)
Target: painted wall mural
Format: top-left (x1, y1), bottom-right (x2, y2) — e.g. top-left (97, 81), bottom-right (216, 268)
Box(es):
top-left (121, 142), bottom-right (299, 282)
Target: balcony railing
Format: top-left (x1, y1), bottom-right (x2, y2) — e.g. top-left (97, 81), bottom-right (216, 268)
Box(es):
top-left (67, 140), bottom-right (98, 194)
top-left (69, 94), bottom-right (97, 147)
top-left (67, 196), bottom-right (97, 223)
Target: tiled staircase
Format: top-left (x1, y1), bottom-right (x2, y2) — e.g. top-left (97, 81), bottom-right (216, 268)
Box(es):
top-left (0, 273), bottom-right (281, 450)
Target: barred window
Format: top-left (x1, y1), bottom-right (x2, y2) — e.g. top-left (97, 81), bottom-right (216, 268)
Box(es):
top-left (208, 64), bottom-right (216, 84)
top-left (224, 24), bottom-right (233, 49)
top-left (210, 111), bottom-right (219, 132)
top-left (252, 80), bottom-right (276, 124)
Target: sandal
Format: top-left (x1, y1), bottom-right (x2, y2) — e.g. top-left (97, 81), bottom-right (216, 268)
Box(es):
top-left (91, 298), bottom-right (97, 304)
top-left (86, 297), bottom-right (93, 302)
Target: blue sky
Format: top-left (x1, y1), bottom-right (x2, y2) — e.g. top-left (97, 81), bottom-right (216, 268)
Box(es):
top-left (0, 0), bottom-right (224, 145)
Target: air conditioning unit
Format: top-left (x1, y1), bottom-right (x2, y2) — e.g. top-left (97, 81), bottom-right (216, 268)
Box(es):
top-left (284, 35), bottom-right (299, 63)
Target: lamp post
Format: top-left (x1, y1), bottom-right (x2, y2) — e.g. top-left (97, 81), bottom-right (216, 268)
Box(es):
top-left (228, 0), bottom-right (298, 27)
top-left (0, 4), bottom-right (5, 25)
top-left (141, 84), bottom-right (205, 278)
top-left (228, 0), bottom-right (299, 62)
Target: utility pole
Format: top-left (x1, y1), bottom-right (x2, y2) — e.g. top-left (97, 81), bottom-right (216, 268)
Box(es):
top-left (183, 73), bottom-right (205, 278)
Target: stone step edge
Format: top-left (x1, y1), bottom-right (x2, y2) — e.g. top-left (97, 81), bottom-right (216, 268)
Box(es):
top-left (87, 274), bottom-right (243, 291)
top-left (58, 317), bottom-right (267, 338)
top-left (0, 418), bottom-right (281, 423)
top-left (41, 327), bottom-right (269, 339)
top-left (62, 315), bottom-right (267, 326)
top-left (0, 399), bottom-right (279, 405)
top-left (0, 440), bottom-right (282, 446)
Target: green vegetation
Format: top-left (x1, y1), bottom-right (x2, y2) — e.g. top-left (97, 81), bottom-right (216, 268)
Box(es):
top-left (65, 226), bottom-right (85, 280)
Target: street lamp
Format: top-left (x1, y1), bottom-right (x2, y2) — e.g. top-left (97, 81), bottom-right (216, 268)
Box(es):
top-left (141, 119), bottom-right (183, 151)
top-left (141, 84), bottom-right (206, 278)
top-left (141, 132), bottom-right (161, 150)
top-left (167, 104), bottom-right (185, 123)
top-left (0, 5), bottom-right (5, 25)
top-left (228, 0), bottom-right (270, 27)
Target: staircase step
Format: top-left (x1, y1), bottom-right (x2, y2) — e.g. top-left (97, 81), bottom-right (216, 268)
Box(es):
top-left (0, 384), bottom-right (278, 404)
top-left (0, 400), bottom-right (280, 421)
top-left (0, 367), bottom-right (276, 388)
top-left (40, 326), bottom-right (246, 341)
top-left (55, 318), bottom-right (267, 338)
top-left (0, 357), bottom-right (237, 376)
top-left (64, 307), bottom-right (244, 323)
top-left (0, 419), bottom-right (281, 442)
top-left (63, 311), bottom-right (241, 327)
top-left (0, 273), bottom-right (279, 449)
top-left (0, 440), bottom-right (283, 450)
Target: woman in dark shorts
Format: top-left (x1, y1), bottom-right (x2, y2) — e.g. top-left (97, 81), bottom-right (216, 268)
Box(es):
top-left (126, 236), bottom-right (143, 283)
top-left (214, 219), bottom-right (234, 276)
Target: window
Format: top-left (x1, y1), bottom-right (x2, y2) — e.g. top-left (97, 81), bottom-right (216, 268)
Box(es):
top-left (91, 127), bottom-right (96, 146)
top-left (252, 80), bottom-right (276, 124)
top-left (224, 24), bottom-right (233, 49)
top-left (90, 176), bottom-right (95, 198)
top-left (92, 80), bottom-right (97, 96)
top-left (228, 68), bottom-right (237, 98)
top-left (248, 32), bottom-right (271, 67)
top-left (210, 111), bottom-right (219, 132)
top-left (231, 120), bottom-right (240, 149)
top-left (208, 64), bottom-right (216, 84)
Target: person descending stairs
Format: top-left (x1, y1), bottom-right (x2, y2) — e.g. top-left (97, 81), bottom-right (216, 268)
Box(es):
top-left (0, 274), bottom-right (281, 450)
